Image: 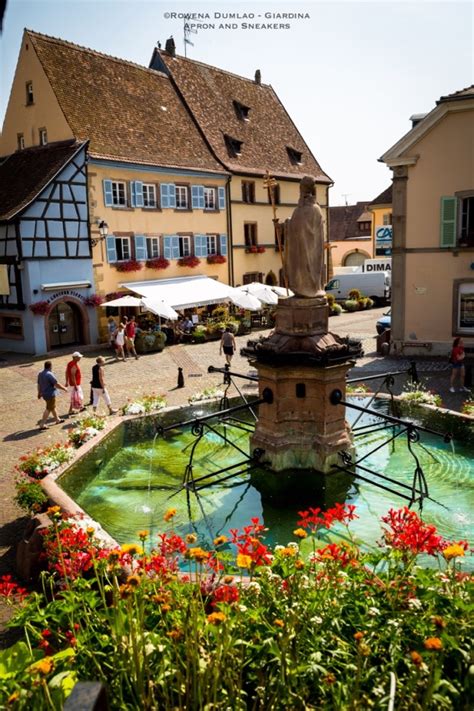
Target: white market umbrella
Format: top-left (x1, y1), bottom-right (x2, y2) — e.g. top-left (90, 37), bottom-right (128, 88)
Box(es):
top-left (236, 282), bottom-right (278, 305)
top-left (102, 295), bottom-right (144, 307)
top-left (228, 289), bottom-right (262, 311)
top-left (270, 285), bottom-right (294, 297)
top-left (142, 297), bottom-right (178, 320)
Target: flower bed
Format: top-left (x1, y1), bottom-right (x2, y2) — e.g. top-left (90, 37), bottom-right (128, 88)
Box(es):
top-left (67, 415), bottom-right (106, 448)
top-left (207, 254), bottom-right (227, 265)
top-left (398, 383), bottom-right (443, 408)
top-left (188, 387), bottom-right (225, 403)
top-left (16, 444), bottom-right (74, 479)
top-left (121, 394), bottom-right (167, 416)
top-left (0, 505), bottom-right (471, 709)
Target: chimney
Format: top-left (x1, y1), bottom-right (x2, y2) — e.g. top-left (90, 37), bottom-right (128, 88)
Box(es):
top-left (409, 113), bottom-right (427, 128)
top-left (165, 36), bottom-right (176, 57)
top-left (254, 69), bottom-right (261, 85)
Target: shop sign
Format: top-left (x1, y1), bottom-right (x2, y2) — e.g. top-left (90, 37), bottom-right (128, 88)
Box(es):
top-left (362, 258), bottom-right (392, 272)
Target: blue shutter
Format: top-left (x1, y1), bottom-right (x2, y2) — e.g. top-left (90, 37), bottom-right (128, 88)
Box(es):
top-left (194, 234), bottom-right (207, 257)
top-left (103, 180), bottom-right (113, 207)
top-left (106, 235), bottom-right (117, 263)
top-left (440, 196), bottom-right (457, 248)
top-left (160, 184), bottom-right (170, 208)
top-left (218, 187), bottom-right (226, 210)
top-left (172, 235), bottom-right (180, 259)
top-left (168, 184), bottom-right (176, 208)
top-left (191, 185), bottom-right (200, 209)
top-left (198, 186), bottom-right (205, 209)
top-left (134, 234), bottom-right (147, 260)
top-left (220, 234), bottom-right (228, 256)
top-left (134, 181), bottom-right (144, 208)
top-left (130, 181), bottom-right (136, 207)
top-left (163, 235), bottom-right (172, 259)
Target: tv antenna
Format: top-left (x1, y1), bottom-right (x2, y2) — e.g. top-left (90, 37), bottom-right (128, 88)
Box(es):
top-left (184, 18), bottom-right (198, 57)
top-left (341, 193), bottom-right (351, 206)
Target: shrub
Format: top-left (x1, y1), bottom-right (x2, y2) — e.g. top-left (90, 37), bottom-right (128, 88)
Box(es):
top-left (14, 480), bottom-right (48, 514)
top-left (326, 293), bottom-right (335, 308)
top-left (399, 383), bottom-right (443, 408)
top-left (330, 303), bottom-right (342, 315)
top-left (211, 305), bottom-right (229, 320)
top-left (343, 299), bottom-right (360, 312)
top-left (348, 288), bottom-right (362, 300)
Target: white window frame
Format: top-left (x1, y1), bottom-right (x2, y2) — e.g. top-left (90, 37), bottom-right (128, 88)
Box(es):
top-left (111, 181), bottom-right (127, 207)
top-left (204, 187), bottom-right (216, 210)
top-left (175, 185), bottom-right (188, 210)
top-left (207, 234), bottom-right (218, 255)
top-left (383, 213), bottom-right (392, 226)
top-left (146, 236), bottom-right (160, 258)
top-left (17, 134), bottom-right (25, 151)
top-left (178, 235), bottom-right (191, 257)
top-left (142, 183), bottom-right (157, 208)
top-left (115, 236), bottom-right (131, 261)
top-left (39, 128), bottom-right (48, 146)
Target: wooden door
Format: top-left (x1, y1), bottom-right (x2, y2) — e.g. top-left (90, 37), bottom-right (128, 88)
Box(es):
top-left (48, 301), bottom-right (80, 348)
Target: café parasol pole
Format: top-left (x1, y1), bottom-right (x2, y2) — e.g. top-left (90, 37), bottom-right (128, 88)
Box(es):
top-left (263, 170), bottom-right (289, 293)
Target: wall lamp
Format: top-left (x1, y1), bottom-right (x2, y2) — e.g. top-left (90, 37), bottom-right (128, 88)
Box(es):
top-left (90, 220), bottom-right (109, 248)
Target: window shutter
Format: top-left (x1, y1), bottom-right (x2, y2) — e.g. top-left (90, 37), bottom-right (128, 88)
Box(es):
top-left (161, 184), bottom-right (170, 208)
top-left (168, 184), bottom-right (176, 209)
top-left (194, 234), bottom-right (207, 257)
top-left (218, 187), bottom-right (226, 210)
top-left (134, 234), bottom-right (147, 260)
top-left (172, 235), bottom-right (180, 259)
top-left (135, 181), bottom-right (144, 207)
top-left (163, 235), bottom-right (172, 259)
top-left (199, 186), bottom-right (205, 209)
top-left (440, 196), bottom-right (457, 248)
top-left (191, 185), bottom-right (200, 209)
top-left (103, 180), bottom-right (113, 207)
top-left (219, 234), bottom-right (228, 256)
top-left (106, 235), bottom-right (117, 263)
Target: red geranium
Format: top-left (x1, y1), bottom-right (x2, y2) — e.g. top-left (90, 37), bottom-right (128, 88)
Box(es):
top-left (380, 507), bottom-right (445, 556)
top-left (178, 256), bottom-right (201, 268)
top-left (29, 300), bottom-right (50, 315)
top-left (207, 254), bottom-right (227, 264)
top-left (146, 257), bottom-right (170, 270)
top-left (83, 294), bottom-right (104, 307)
top-left (115, 259), bottom-right (143, 273)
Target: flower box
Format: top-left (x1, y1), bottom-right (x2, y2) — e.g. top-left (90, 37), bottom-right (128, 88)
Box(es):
top-left (83, 294), bottom-right (104, 307)
top-left (178, 256), bottom-right (201, 268)
top-left (207, 254), bottom-right (227, 264)
top-left (115, 259), bottom-right (143, 273)
top-left (145, 257), bottom-right (170, 270)
top-left (29, 300), bottom-right (50, 316)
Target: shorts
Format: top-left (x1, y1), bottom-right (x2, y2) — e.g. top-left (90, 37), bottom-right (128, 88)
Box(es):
top-left (451, 362), bottom-right (463, 369)
top-left (223, 346), bottom-right (234, 356)
top-left (44, 397), bottom-right (56, 412)
top-left (126, 337), bottom-right (135, 347)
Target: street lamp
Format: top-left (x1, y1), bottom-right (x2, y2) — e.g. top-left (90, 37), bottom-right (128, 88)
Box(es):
top-left (90, 220), bottom-right (109, 248)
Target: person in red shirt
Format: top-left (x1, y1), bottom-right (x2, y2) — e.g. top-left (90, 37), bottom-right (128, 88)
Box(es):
top-left (65, 351), bottom-right (85, 415)
top-left (125, 315), bottom-right (139, 360)
top-left (449, 337), bottom-right (470, 393)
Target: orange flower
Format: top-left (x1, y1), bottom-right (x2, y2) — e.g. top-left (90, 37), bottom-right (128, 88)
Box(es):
top-left (164, 508), bottom-right (177, 522)
top-left (424, 637), bottom-right (443, 651)
top-left (207, 611), bottom-right (226, 625)
top-left (126, 574), bottom-right (141, 587)
top-left (161, 604), bottom-right (171, 613)
top-left (30, 657), bottom-right (54, 675)
top-left (431, 615), bottom-right (446, 629)
top-left (223, 575), bottom-right (234, 584)
top-left (236, 553), bottom-right (252, 568)
top-left (46, 505), bottom-right (61, 517)
top-left (120, 543), bottom-right (143, 556)
top-left (167, 628), bottom-right (183, 641)
top-left (137, 530), bottom-right (149, 540)
top-left (410, 651), bottom-right (423, 666)
top-left (274, 619), bottom-right (284, 628)
top-left (186, 547), bottom-right (209, 563)
top-left (213, 535), bottom-right (228, 546)
top-left (354, 631), bottom-right (365, 641)
top-left (443, 544), bottom-right (465, 561)
top-left (295, 559), bottom-right (305, 570)
top-left (186, 533), bottom-right (197, 544)
top-left (293, 528), bottom-right (308, 539)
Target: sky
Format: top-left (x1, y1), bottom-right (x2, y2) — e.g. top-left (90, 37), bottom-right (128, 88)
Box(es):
top-left (0, 0), bottom-right (472, 205)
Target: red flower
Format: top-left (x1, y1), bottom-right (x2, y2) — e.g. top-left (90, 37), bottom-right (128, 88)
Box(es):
top-left (115, 259), bottom-right (143, 273)
top-left (83, 294), bottom-right (104, 307)
top-left (380, 507), bottom-right (445, 556)
top-left (297, 503), bottom-right (358, 532)
top-left (211, 584), bottom-right (239, 607)
top-left (29, 300), bottom-right (50, 315)
top-left (177, 256), bottom-right (201, 268)
top-left (145, 257), bottom-right (170, 270)
top-left (0, 574), bottom-right (28, 599)
top-left (207, 254), bottom-right (227, 264)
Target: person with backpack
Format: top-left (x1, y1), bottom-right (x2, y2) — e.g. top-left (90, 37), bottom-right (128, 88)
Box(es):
top-left (449, 337), bottom-right (470, 393)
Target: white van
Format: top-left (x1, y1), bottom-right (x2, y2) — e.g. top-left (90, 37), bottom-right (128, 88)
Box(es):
top-left (325, 272), bottom-right (391, 306)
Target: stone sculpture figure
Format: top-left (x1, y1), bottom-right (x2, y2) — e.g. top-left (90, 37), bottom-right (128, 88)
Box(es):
top-left (284, 176), bottom-right (325, 298)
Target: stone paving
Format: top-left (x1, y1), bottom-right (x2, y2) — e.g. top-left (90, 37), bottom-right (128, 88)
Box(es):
top-left (0, 308), bottom-right (471, 641)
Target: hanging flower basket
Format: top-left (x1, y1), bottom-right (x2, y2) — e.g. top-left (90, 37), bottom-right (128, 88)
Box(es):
top-left (83, 294), bottom-right (104, 307)
top-left (207, 254), bottom-right (227, 264)
top-left (145, 257), bottom-right (170, 270)
top-left (29, 300), bottom-right (50, 316)
top-left (115, 259), bottom-right (143, 273)
top-left (178, 256), bottom-right (201, 268)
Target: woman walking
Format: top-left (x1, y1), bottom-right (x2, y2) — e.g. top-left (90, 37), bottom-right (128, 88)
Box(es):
top-left (91, 357), bottom-right (117, 415)
top-left (220, 327), bottom-right (236, 365)
top-left (449, 337), bottom-right (470, 393)
top-left (115, 323), bottom-right (127, 361)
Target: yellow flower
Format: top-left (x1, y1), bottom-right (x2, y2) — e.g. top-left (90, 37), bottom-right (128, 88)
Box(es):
top-left (274, 619), bottom-right (284, 628)
top-left (107, 550), bottom-right (120, 563)
top-left (236, 553), bottom-right (252, 568)
top-left (293, 528), bottom-right (308, 539)
top-left (424, 637), bottom-right (443, 651)
top-left (7, 691), bottom-right (20, 703)
top-left (161, 604), bottom-right (171, 613)
top-left (213, 535), bottom-right (228, 546)
top-left (207, 611), bottom-right (226, 625)
top-left (126, 574), bottom-right (141, 587)
top-left (30, 657), bottom-right (54, 675)
top-left (186, 547), bottom-right (209, 563)
top-left (164, 507), bottom-right (177, 522)
top-left (137, 530), bottom-right (149, 540)
top-left (86, 526), bottom-right (95, 536)
top-left (46, 505), bottom-right (61, 517)
top-left (280, 547), bottom-right (297, 558)
top-left (186, 533), bottom-right (197, 544)
top-left (120, 543), bottom-right (143, 556)
top-left (443, 544), bottom-right (465, 560)
top-left (295, 559), bottom-right (305, 570)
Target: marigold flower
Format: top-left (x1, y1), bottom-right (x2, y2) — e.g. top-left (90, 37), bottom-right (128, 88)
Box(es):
top-left (280, 546), bottom-right (297, 558)
top-left (442, 544), bottom-right (465, 560)
top-left (107, 550), bottom-right (120, 563)
top-left (186, 533), bottom-right (197, 544)
top-left (207, 611), bottom-right (226, 625)
top-left (167, 628), bottom-right (183, 640)
top-left (161, 604), bottom-right (171, 613)
top-left (424, 637), bottom-right (443, 651)
top-left (295, 559), bottom-right (305, 570)
top-left (274, 619), bottom-right (284, 628)
top-left (293, 528), bottom-right (308, 539)
top-left (354, 631), bottom-right (365, 640)
top-left (164, 507), bottom-right (177, 522)
top-left (46, 505), bottom-right (61, 516)
top-left (410, 651), bottom-right (423, 666)
top-left (120, 543), bottom-right (143, 556)
top-left (30, 657), bottom-right (54, 675)
top-left (236, 553), bottom-right (252, 568)
top-left (8, 691), bottom-right (20, 703)
top-left (86, 526), bottom-right (95, 536)
top-left (126, 574), bottom-right (141, 587)
top-left (431, 615), bottom-right (446, 629)
top-left (213, 535), bottom-right (228, 546)
top-left (186, 547), bottom-right (209, 563)
top-left (137, 530), bottom-right (149, 540)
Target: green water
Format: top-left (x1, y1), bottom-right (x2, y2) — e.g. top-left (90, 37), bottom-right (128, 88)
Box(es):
top-left (60, 401), bottom-right (474, 565)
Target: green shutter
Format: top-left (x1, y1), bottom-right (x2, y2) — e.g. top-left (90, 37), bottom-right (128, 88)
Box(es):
top-left (440, 196), bottom-right (457, 248)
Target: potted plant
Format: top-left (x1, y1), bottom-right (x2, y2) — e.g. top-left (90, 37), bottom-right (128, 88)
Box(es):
top-left (83, 294), bottom-right (104, 307)
top-left (207, 254), bottom-right (227, 264)
top-left (115, 259), bottom-right (143, 273)
top-left (145, 257), bottom-right (170, 270)
top-left (177, 256), bottom-right (201, 268)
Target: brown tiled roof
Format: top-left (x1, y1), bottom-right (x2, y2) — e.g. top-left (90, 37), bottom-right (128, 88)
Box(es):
top-left (370, 185), bottom-right (392, 206)
top-left (329, 202), bottom-right (371, 242)
top-left (155, 50), bottom-right (331, 183)
top-left (0, 140), bottom-right (83, 221)
top-left (27, 31), bottom-right (225, 173)
top-left (437, 85), bottom-right (474, 104)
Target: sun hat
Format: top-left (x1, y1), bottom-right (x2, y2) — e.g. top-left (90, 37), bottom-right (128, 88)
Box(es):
top-left (72, 351), bottom-right (83, 358)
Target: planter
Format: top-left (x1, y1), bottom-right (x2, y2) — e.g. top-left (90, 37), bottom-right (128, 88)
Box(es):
top-left (135, 331), bottom-right (167, 353)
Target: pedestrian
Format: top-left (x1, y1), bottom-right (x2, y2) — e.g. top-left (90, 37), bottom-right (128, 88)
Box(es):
top-left (107, 316), bottom-right (118, 351)
top-left (65, 351), bottom-right (85, 415)
top-left (125, 315), bottom-right (139, 360)
top-left (220, 327), bottom-right (236, 365)
top-left (449, 337), bottom-right (470, 393)
top-left (37, 360), bottom-right (68, 430)
top-left (115, 323), bottom-right (127, 361)
top-left (91, 356), bottom-right (118, 415)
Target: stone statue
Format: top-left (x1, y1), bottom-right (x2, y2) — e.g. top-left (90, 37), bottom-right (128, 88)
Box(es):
top-left (283, 176), bottom-right (325, 298)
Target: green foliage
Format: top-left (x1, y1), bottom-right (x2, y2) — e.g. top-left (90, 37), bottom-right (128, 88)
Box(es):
top-left (211, 305), bottom-right (229, 320)
top-left (343, 299), bottom-right (360, 312)
top-left (399, 383), bottom-right (443, 408)
top-left (349, 288), bottom-right (362, 300)
top-left (14, 480), bottom-right (48, 514)
top-left (330, 303), bottom-right (342, 316)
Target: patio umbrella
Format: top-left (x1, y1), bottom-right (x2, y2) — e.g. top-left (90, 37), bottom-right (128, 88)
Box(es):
top-left (236, 282), bottom-right (278, 305)
top-left (102, 295), bottom-right (144, 307)
top-left (228, 289), bottom-right (262, 311)
top-left (270, 285), bottom-right (294, 297)
top-left (142, 297), bottom-right (178, 320)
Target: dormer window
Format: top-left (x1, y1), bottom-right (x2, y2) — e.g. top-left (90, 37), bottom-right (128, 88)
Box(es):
top-left (26, 81), bottom-right (34, 105)
top-left (234, 100), bottom-right (250, 121)
top-left (17, 134), bottom-right (25, 151)
top-left (225, 134), bottom-right (243, 157)
top-left (287, 147), bottom-right (303, 165)
top-left (39, 128), bottom-right (48, 146)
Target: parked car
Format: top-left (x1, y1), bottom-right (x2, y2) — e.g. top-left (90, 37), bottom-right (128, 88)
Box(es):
top-left (325, 272), bottom-right (391, 306)
top-left (376, 310), bottom-right (391, 335)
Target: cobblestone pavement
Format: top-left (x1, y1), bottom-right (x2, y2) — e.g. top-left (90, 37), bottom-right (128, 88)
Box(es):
top-left (0, 307), bottom-right (470, 640)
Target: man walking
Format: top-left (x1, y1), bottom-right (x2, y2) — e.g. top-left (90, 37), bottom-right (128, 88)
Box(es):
top-left (37, 361), bottom-right (67, 430)
top-left (125, 315), bottom-right (139, 360)
top-left (65, 351), bottom-right (84, 415)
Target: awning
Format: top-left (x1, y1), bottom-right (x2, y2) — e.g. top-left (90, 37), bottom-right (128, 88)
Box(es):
top-left (121, 276), bottom-right (244, 310)
top-left (41, 280), bottom-right (91, 291)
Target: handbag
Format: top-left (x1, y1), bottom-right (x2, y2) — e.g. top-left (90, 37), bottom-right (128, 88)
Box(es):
top-left (71, 387), bottom-right (83, 410)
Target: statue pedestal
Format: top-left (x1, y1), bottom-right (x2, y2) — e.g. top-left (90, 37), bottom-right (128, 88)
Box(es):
top-left (275, 296), bottom-right (328, 335)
